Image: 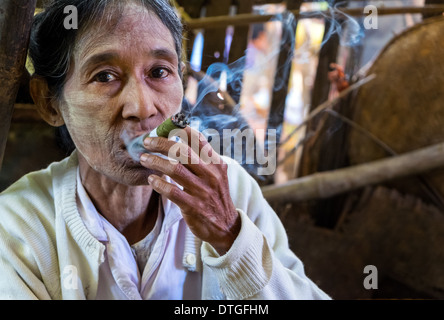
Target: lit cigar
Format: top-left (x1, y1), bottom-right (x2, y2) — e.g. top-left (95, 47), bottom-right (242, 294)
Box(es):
top-left (148, 113), bottom-right (190, 138)
top-left (126, 113), bottom-right (190, 161)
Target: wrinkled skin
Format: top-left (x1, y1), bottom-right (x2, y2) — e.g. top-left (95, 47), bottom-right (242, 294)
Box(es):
top-left (31, 3), bottom-right (240, 252)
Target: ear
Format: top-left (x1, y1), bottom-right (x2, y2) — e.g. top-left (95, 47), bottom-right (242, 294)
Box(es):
top-left (29, 76), bottom-right (65, 127)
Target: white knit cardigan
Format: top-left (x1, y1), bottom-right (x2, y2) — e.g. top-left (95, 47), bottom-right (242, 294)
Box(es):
top-left (0, 151), bottom-right (330, 300)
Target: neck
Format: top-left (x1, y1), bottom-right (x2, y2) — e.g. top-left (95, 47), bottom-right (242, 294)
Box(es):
top-left (78, 154), bottom-right (158, 244)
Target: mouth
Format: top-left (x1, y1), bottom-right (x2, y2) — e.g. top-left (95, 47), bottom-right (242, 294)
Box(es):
top-left (120, 113), bottom-right (189, 163)
top-left (121, 134), bottom-right (148, 162)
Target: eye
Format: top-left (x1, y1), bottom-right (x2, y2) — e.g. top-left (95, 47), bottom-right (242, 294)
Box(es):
top-left (93, 71), bottom-right (117, 83)
top-left (150, 67), bottom-right (170, 79)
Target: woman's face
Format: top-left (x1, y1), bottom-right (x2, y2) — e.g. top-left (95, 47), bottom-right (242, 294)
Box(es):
top-left (60, 4), bottom-right (183, 185)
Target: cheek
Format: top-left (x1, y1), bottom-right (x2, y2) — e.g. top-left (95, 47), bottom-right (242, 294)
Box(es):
top-left (60, 92), bottom-right (116, 152)
top-left (62, 82), bottom-right (116, 127)
top-left (166, 81), bottom-right (184, 114)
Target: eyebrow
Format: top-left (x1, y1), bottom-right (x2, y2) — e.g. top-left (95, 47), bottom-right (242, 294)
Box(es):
top-left (80, 48), bottom-right (179, 75)
top-left (150, 48), bottom-right (178, 63)
top-left (80, 52), bottom-right (120, 75)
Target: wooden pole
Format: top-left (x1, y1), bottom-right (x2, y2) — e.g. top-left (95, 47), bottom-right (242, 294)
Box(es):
top-left (0, 0), bottom-right (37, 170)
top-left (228, 0), bottom-right (254, 64)
top-left (261, 141), bottom-right (444, 203)
top-left (199, 0), bottom-right (231, 70)
top-left (185, 5), bottom-right (444, 30)
top-left (265, 1), bottom-right (303, 185)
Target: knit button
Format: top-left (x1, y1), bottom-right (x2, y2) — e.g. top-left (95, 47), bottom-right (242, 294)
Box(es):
top-left (186, 253), bottom-right (196, 266)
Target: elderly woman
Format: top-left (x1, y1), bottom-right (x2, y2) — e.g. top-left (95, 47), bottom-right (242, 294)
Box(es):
top-left (0, 0), bottom-right (330, 300)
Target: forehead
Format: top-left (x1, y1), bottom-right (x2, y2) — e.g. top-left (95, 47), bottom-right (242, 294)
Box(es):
top-left (75, 3), bottom-right (177, 62)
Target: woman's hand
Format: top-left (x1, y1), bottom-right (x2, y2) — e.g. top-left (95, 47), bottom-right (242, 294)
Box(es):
top-left (140, 127), bottom-right (240, 255)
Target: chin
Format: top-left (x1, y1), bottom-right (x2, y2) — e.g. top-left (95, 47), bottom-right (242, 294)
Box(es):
top-left (116, 161), bottom-right (162, 186)
top-left (104, 149), bottom-right (163, 186)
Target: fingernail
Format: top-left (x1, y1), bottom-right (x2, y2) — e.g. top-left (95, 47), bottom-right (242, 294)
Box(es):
top-left (144, 137), bottom-right (153, 148)
top-left (140, 154), bottom-right (148, 163)
top-left (148, 175), bottom-right (155, 184)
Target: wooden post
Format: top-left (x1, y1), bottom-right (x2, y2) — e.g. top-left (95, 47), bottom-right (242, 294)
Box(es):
top-left (295, 3), bottom-right (343, 179)
top-left (228, 0), bottom-right (255, 64)
top-left (296, 0), bottom-right (346, 227)
top-left (176, 0), bottom-right (206, 68)
top-left (200, 0), bottom-right (232, 71)
top-left (264, 1), bottom-right (303, 184)
top-left (0, 0), bottom-right (37, 170)
top-left (303, 10), bottom-right (342, 145)
top-left (227, 0), bottom-right (255, 104)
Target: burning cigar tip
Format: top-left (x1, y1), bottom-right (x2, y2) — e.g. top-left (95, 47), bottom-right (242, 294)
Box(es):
top-left (125, 112), bottom-right (190, 160)
top-left (155, 112), bottom-right (190, 138)
top-left (171, 112), bottom-right (190, 128)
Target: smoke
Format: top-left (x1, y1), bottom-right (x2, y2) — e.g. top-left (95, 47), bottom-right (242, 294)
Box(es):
top-left (121, 127), bottom-right (170, 163)
top-left (119, 2), bottom-right (367, 180)
top-left (183, 4), bottom-right (363, 177)
top-left (121, 131), bottom-right (146, 162)
top-left (182, 2), bottom-right (367, 180)
top-left (300, 1), bottom-right (365, 47)
top-left (186, 1), bottom-right (367, 106)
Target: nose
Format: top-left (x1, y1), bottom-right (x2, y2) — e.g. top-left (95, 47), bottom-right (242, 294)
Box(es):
top-left (121, 77), bottom-right (158, 121)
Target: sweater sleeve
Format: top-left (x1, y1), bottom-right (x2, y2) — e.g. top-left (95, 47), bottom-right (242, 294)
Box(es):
top-left (0, 226), bottom-right (52, 300)
top-left (200, 159), bottom-right (331, 300)
top-left (0, 173), bottom-right (60, 300)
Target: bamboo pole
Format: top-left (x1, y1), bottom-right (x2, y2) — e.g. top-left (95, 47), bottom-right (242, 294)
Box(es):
top-left (261, 141), bottom-right (444, 203)
top-left (0, 0), bottom-right (37, 170)
top-left (185, 5), bottom-right (444, 30)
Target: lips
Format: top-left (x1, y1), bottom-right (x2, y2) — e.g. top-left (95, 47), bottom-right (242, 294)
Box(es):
top-left (125, 134), bottom-right (149, 162)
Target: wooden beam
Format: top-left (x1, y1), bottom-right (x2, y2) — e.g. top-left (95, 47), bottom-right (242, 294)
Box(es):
top-left (12, 104), bottom-right (42, 123)
top-left (0, 0), bottom-right (37, 170)
top-left (185, 5), bottom-right (444, 29)
top-left (262, 141), bottom-right (444, 203)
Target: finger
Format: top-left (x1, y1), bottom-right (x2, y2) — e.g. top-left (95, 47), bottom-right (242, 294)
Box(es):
top-left (183, 126), bottom-right (223, 165)
top-left (144, 134), bottom-right (221, 175)
top-left (144, 127), bottom-right (223, 174)
top-left (148, 174), bottom-right (194, 211)
top-left (149, 126), bottom-right (216, 160)
top-left (143, 136), bottom-right (202, 167)
top-left (141, 152), bottom-right (202, 192)
top-left (184, 126), bottom-right (208, 153)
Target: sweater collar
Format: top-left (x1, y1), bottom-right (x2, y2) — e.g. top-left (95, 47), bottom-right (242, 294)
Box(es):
top-left (55, 151), bottom-right (202, 274)
top-left (55, 151), bottom-right (106, 257)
